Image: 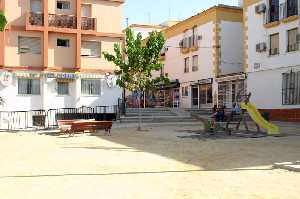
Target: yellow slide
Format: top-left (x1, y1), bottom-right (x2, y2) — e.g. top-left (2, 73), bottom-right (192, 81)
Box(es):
top-left (240, 102), bottom-right (280, 135)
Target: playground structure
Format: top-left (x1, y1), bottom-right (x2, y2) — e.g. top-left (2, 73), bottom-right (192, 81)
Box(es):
top-left (208, 92), bottom-right (280, 135)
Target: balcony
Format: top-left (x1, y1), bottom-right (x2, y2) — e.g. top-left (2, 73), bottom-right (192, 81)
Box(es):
top-left (48, 14), bottom-right (77, 29)
top-left (81, 17), bottom-right (96, 31)
top-left (27, 13), bottom-right (97, 31)
top-left (29, 12), bottom-right (44, 26)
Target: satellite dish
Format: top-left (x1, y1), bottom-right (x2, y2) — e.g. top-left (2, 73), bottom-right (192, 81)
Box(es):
top-left (0, 71), bottom-right (13, 87)
top-left (105, 73), bottom-right (117, 88)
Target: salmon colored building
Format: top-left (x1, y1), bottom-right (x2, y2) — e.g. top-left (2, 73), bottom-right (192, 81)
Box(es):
top-left (0, 0), bottom-right (124, 111)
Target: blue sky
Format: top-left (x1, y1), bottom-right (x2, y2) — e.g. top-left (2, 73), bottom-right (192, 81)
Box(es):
top-left (123, 0), bottom-right (239, 27)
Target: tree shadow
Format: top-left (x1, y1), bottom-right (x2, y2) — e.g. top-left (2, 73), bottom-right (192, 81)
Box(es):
top-left (84, 124), bottom-right (300, 171)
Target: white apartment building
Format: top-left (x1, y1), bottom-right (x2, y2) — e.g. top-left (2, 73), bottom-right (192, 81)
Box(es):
top-left (244, 0), bottom-right (300, 121)
top-left (157, 5), bottom-right (244, 109)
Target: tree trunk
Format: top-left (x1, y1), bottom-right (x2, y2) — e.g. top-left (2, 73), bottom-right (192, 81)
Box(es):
top-left (137, 91), bottom-right (142, 131)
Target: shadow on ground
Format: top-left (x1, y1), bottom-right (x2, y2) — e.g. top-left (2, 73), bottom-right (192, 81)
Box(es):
top-left (51, 122), bottom-right (300, 171)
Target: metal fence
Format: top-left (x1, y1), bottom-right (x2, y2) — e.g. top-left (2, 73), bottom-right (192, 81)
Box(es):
top-left (0, 105), bottom-right (119, 131)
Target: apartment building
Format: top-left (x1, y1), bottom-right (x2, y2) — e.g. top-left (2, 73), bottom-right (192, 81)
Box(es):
top-left (244, 0), bottom-right (300, 121)
top-left (0, 0), bottom-right (124, 111)
top-left (156, 5), bottom-right (244, 109)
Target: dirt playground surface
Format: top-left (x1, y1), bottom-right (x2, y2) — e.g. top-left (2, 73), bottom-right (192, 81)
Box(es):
top-left (0, 124), bottom-right (300, 199)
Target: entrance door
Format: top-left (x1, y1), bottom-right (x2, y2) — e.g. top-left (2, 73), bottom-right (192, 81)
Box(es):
top-left (30, 0), bottom-right (42, 13)
top-left (173, 89), bottom-right (180, 108)
top-left (199, 84), bottom-right (213, 108)
top-left (191, 86), bottom-right (199, 108)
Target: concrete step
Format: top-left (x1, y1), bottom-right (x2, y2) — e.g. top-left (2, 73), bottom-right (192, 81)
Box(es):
top-left (120, 117), bottom-right (198, 123)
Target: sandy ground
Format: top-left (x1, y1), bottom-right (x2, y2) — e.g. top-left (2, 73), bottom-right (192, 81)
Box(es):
top-left (0, 123), bottom-right (300, 199)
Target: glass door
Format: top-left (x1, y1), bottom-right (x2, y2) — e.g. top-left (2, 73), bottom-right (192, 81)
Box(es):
top-left (191, 86), bottom-right (199, 108)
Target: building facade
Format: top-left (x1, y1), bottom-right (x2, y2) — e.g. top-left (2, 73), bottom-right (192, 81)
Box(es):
top-left (158, 5), bottom-right (244, 109)
top-left (244, 0), bottom-right (300, 121)
top-left (0, 0), bottom-right (124, 111)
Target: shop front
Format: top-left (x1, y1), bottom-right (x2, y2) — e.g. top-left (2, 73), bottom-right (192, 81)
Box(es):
top-left (216, 73), bottom-right (246, 108)
top-left (190, 78), bottom-right (213, 109)
top-left (153, 80), bottom-right (180, 108)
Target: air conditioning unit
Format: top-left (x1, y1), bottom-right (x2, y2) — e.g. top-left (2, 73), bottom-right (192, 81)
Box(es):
top-left (160, 47), bottom-right (168, 55)
top-left (255, 3), bottom-right (266, 14)
top-left (256, 42), bottom-right (267, 52)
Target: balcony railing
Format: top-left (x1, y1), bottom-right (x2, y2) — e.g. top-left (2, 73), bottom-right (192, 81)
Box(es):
top-left (81, 17), bottom-right (96, 30)
top-left (28, 13), bottom-right (96, 31)
top-left (29, 12), bottom-right (44, 26)
top-left (48, 14), bottom-right (77, 29)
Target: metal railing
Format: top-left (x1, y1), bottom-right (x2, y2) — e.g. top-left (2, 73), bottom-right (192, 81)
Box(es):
top-left (0, 105), bottom-right (120, 131)
top-left (48, 14), bottom-right (77, 29)
top-left (81, 17), bottom-right (96, 30)
top-left (29, 12), bottom-right (44, 26)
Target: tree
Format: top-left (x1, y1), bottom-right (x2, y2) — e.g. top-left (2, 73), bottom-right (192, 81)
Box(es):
top-left (103, 28), bottom-right (168, 130)
top-left (0, 11), bottom-right (6, 106)
top-left (0, 11), bottom-right (7, 32)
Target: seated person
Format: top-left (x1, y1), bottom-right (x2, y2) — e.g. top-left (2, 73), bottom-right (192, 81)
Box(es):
top-left (231, 103), bottom-right (241, 116)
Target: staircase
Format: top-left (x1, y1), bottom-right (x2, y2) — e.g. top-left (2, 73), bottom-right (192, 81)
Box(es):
top-left (120, 108), bottom-right (198, 123)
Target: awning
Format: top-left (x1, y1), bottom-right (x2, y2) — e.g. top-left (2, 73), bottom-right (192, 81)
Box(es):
top-left (157, 80), bottom-right (180, 90)
top-left (216, 73), bottom-right (246, 83)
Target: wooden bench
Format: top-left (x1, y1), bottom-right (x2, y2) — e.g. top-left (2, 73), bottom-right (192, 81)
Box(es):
top-left (57, 120), bottom-right (112, 136)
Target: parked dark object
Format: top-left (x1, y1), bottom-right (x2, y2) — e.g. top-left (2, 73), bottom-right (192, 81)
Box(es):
top-left (262, 112), bottom-right (270, 121)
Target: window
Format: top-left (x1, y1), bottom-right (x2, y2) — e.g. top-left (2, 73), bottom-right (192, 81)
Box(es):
top-left (287, 28), bottom-right (299, 52)
top-left (18, 78), bottom-right (40, 95)
top-left (81, 79), bottom-right (101, 95)
top-left (192, 55), bottom-right (198, 72)
top-left (57, 39), bottom-right (70, 47)
top-left (269, 33), bottom-right (279, 55)
top-left (282, 71), bottom-right (300, 105)
top-left (269, 0), bottom-right (279, 23)
top-left (182, 86), bottom-right (189, 97)
top-left (81, 41), bottom-right (101, 57)
top-left (30, 0), bottom-right (42, 13)
top-left (81, 4), bottom-right (92, 17)
top-left (18, 36), bottom-right (41, 54)
top-left (287, 0), bottom-right (298, 18)
top-left (57, 81), bottom-right (69, 95)
top-left (192, 26), bottom-right (197, 46)
top-left (57, 1), bottom-right (70, 10)
top-left (184, 57), bottom-right (189, 73)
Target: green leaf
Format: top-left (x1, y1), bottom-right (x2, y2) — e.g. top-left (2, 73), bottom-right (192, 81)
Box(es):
top-left (0, 11), bottom-right (7, 32)
top-left (103, 28), bottom-right (169, 92)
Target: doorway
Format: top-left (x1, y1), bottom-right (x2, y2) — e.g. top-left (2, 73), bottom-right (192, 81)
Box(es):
top-left (191, 86), bottom-right (199, 108)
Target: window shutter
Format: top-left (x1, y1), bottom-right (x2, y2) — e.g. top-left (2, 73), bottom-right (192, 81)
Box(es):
top-left (18, 36), bottom-right (41, 54)
top-left (81, 41), bottom-right (101, 57)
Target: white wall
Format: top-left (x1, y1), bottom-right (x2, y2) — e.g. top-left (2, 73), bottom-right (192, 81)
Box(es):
top-left (0, 73), bottom-right (122, 111)
top-left (0, 75), bottom-right (43, 111)
top-left (163, 22), bottom-right (215, 108)
top-left (246, 2), bottom-right (300, 73)
top-left (219, 21), bottom-right (244, 75)
top-left (246, 1), bottom-right (300, 109)
top-left (248, 66), bottom-right (300, 109)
